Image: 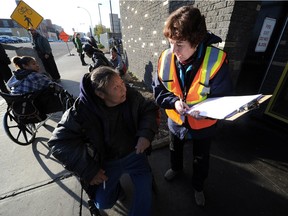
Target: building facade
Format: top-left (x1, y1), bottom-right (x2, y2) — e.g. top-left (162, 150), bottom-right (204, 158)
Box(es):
top-left (0, 18), bottom-right (62, 41)
top-left (0, 19), bottom-right (30, 38)
top-left (120, 0), bottom-right (288, 126)
top-left (110, 13), bottom-right (121, 33)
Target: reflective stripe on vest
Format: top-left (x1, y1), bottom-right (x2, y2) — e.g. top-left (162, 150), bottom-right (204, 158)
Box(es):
top-left (158, 49), bottom-right (180, 94)
top-left (158, 46), bottom-right (226, 129)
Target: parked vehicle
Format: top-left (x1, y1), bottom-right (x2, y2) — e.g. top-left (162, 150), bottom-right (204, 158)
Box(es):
top-left (11, 36), bottom-right (24, 43)
top-left (0, 37), bottom-right (9, 43)
top-left (0, 35), bottom-right (16, 43)
top-left (20, 36), bottom-right (31, 42)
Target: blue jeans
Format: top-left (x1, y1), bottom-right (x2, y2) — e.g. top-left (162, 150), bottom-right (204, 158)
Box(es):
top-left (94, 151), bottom-right (152, 216)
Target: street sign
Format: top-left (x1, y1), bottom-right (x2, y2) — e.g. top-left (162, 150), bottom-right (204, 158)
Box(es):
top-left (59, 31), bottom-right (74, 56)
top-left (10, 0), bottom-right (43, 29)
top-left (59, 31), bottom-right (70, 42)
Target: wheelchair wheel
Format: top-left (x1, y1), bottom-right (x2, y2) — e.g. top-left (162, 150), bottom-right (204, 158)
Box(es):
top-left (3, 110), bottom-right (36, 145)
top-left (60, 90), bottom-right (75, 112)
top-left (65, 96), bottom-right (75, 111)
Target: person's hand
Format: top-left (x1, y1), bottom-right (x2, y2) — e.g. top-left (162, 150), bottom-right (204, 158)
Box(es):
top-left (187, 110), bottom-right (206, 120)
top-left (89, 169), bottom-right (108, 185)
top-left (135, 137), bottom-right (150, 154)
top-left (175, 99), bottom-right (189, 115)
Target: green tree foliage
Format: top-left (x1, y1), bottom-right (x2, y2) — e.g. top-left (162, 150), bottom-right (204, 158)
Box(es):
top-left (93, 24), bottom-right (111, 44)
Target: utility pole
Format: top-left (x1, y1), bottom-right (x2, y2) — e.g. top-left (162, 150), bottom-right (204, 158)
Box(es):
top-left (98, 3), bottom-right (102, 26)
top-left (109, 0), bottom-right (114, 33)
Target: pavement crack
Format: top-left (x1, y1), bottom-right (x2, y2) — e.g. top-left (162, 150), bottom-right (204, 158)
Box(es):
top-left (0, 172), bottom-right (73, 200)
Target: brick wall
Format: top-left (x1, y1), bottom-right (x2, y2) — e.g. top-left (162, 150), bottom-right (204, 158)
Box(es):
top-left (120, 0), bottom-right (169, 90)
top-left (224, 1), bottom-right (259, 88)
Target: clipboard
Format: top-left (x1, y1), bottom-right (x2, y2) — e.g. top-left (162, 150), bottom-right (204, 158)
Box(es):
top-left (185, 94), bottom-right (272, 121)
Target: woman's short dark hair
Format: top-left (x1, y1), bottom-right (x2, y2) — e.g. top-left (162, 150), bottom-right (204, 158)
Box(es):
top-left (90, 66), bottom-right (118, 93)
top-left (163, 5), bottom-right (207, 47)
top-left (12, 56), bottom-right (35, 69)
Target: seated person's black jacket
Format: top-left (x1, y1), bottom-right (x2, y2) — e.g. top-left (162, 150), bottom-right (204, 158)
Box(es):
top-left (48, 74), bottom-right (159, 184)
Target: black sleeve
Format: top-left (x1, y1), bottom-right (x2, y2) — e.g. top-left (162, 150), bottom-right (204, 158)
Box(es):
top-left (128, 88), bottom-right (160, 142)
top-left (152, 72), bottom-right (179, 109)
top-left (48, 108), bottom-right (100, 183)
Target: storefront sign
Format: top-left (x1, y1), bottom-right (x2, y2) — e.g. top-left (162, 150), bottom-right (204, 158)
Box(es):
top-left (255, 17), bottom-right (276, 52)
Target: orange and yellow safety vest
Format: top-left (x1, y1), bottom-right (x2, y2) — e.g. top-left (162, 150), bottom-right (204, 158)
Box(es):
top-left (158, 46), bottom-right (226, 129)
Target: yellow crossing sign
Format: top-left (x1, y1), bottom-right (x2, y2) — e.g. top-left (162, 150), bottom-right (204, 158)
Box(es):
top-left (10, 0), bottom-right (43, 29)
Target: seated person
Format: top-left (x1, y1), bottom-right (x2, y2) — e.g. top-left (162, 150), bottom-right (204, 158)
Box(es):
top-left (7, 56), bottom-right (64, 115)
top-left (109, 46), bottom-right (126, 76)
top-left (82, 43), bottom-right (113, 72)
top-left (48, 66), bottom-right (159, 216)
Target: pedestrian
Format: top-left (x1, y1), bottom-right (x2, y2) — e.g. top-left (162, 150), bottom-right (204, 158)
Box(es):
top-left (153, 5), bottom-right (233, 207)
top-left (112, 36), bottom-right (118, 47)
top-left (0, 43), bottom-right (23, 93)
top-left (72, 32), bottom-right (77, 48)
top-left (87, 35), bottom-right (98, 49)
top-left (109, 46), bottom-right (126, 76)
top-left (28, 28), bottom-right (61, 82)
top-left (82, 43), bottom-right (113, 72)
top-left (7, 55), bottom-right (64, 115)
top-left (48, 66), bottom-right (159, 216)
top-left (75, 33), bottom-right (88, 66)
top-left (0, 43), bottom-right (13, 93)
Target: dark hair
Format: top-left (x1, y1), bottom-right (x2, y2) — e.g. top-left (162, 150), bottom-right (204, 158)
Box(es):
top-left (90, 66), bottom-right (118, 93)
top-left (110, 46), bottom-right (118, 53)
top-left (82, 43), bottom-right (94, 55)
top-left (12, 56), bottom-right (35, 69)
top-left (163, 5), bottom-right (207, 47)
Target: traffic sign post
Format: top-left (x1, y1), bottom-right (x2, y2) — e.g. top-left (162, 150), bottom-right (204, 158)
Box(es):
top-left (10, 0), bottom-right (43, 29)
top-left (59, 31), bottom-right (74, 56)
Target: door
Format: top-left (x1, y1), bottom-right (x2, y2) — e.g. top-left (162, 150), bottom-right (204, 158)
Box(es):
top-left (236, 1), bottom-right (288, 94)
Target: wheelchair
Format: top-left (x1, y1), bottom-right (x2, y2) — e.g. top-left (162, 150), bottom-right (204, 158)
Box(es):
top-left (0, 84), bottom-right (75, 146)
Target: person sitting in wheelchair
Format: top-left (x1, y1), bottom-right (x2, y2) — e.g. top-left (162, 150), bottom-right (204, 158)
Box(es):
top-left (7, 56), bottom-right (66, 116)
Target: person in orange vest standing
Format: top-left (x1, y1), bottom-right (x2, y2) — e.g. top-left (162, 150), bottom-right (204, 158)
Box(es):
top-left (153, 5), bottom-right (233, 207)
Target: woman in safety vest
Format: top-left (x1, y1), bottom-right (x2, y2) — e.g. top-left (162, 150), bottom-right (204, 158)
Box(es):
top-left (153, 5), bottom-right (233, 207)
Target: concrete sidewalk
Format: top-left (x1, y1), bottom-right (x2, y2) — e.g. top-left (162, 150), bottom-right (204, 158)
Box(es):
top-left (1, 49), bottom-right (288, 216)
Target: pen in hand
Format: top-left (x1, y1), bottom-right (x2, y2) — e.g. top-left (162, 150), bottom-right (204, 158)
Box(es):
top-left (179, 98), bottom-right (183, 109)
top-left (179, 98), bottom-right (186, 115)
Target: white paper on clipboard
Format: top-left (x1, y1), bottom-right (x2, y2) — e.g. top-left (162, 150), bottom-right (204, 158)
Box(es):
top-left (185, 94), bottom-right (265, 120)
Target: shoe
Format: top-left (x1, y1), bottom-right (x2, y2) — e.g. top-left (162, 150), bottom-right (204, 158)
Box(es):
top-left (164, 168), bottom-right (181, 181)
top-left (194, 190), bottom-right (205, 207)
top-left (82, 63), bottom-right (88, 66)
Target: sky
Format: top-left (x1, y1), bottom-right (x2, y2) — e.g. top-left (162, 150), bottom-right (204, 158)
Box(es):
top-left (1, 0), bottom-right (120, 35)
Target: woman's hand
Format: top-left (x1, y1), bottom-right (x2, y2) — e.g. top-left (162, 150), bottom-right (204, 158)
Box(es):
top-left (187, 110), bottom-right (206, 120)
top-left (175, 99), bottom-right (189, 115)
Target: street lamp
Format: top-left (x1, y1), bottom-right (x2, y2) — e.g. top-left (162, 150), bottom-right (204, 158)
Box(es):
top-left (98, 3), bottom-right (102, 26)
top-left (77, 6), bottom-right (93, 36)
top-left (109, 0), bottom-right (114, 33)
